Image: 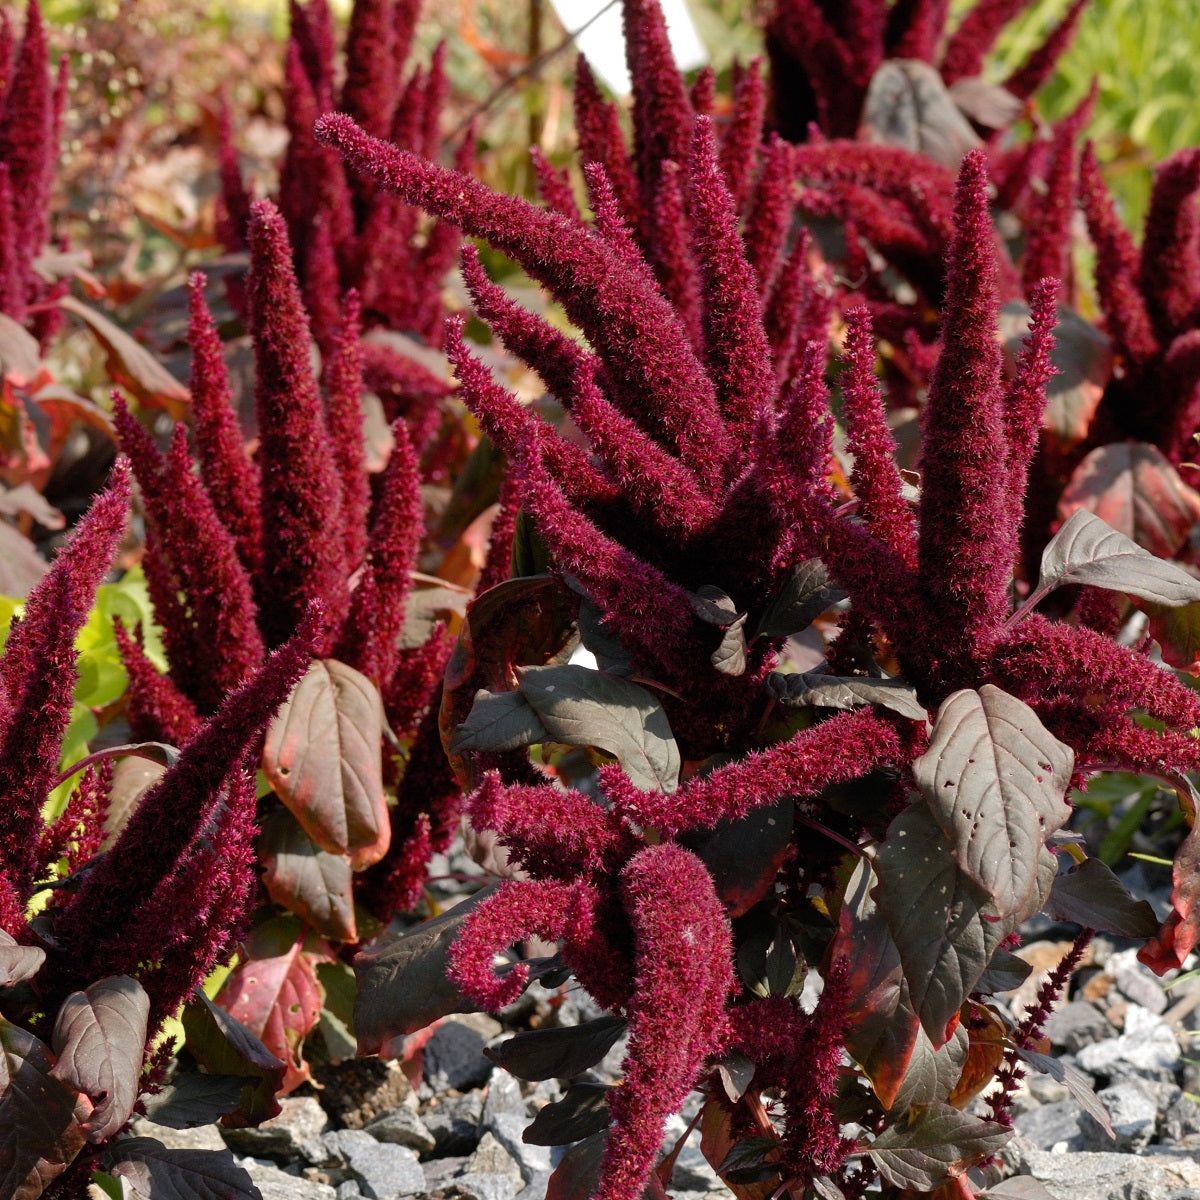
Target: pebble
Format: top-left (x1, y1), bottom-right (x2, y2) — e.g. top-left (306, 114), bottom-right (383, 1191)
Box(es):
top-left (1109, 949), bottom-right (1169, 1016)
top-left (1043, 1001), bottom-right (1113, 1054)
top-left (128, 1117), bottom-right (225, 1152)
top-left (363, 1109), bottom-right (437, 1154)
top-left (240, 1159), bottom-right (338, 1200)
top-left (324, 1129), bottom-right (425, 1199)
top-left (424, 1020), bottom-right (495, 1091)
top-left (222, 1096), bottom-right (331, 1163)
top-left (1076, 1006), bottom-right (1181, 1078)
top-left (424, 1091), bottom-right (484, 1156)
top-left (1084, 1081), bottom-right (1157, 1151)
top-left (452, 1132), bottom-right (525, 1200)
top-left (1014, 1100), bottom-right (1084, 1152)
top-left (1019, 1148), bottom-right (1200, 1200)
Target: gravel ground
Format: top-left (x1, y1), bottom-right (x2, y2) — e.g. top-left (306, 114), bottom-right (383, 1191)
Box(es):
top-left (133, 858), bottom-right (1200, 1200)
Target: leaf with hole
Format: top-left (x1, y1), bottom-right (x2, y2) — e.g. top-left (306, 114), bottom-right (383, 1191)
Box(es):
top-left (767, 671), bottom-right (926, 721)
top-left (1037, 509), bottom-right (1200, 608)
top-left (262, 658), bottom-right (389, 870)
top-left (50, 975), bottom-right (149, 1142)
top-left (524, 1082), bottom-right (612, 1145)
top-left (867, 1103), bottom-right (1010, 1190)
top-left (486, 1016), bottom-right (626, 1082)
top-left (451, 689), bottom-right (549, 755)
top-left (1047, 857), bottom-right (1160, 939)
top-left (105, 1137), bottom-right (260, 1200)
top-left (260, 808), bottom-right (358, 943)
top-left (915, 686), bottom-right (1073, 918)
top-left (518, 664), bottom-right (680, 792)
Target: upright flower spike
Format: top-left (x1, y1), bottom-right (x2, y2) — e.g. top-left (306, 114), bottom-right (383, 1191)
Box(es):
top-left (215, 102), bottom-right (251, 252)
top-left (1002, 0), bottom-right (1089, 100)
top-left (916, 149), bottom-right (1010, 682)
top-left (187, 273), bottom-right (263, 573)
top-left (112, 618), bottom-right (201, 746)
top-left (887, 0), bottom-right (950, 60)
top-left (1021, 116), bottom-right (1081, 301)
top-left (341, 0), bottom-right (398, 142)
top-left (322, 288), bottom-right (370, 573)
top-left (572, 57), bottom-right (639, 229)
top-left (939, 0), bottom-right (1031, 86)
top-left (1139, 148), bottom-right (1200, 342)
top-left (336, 417), bottom-right (422, 687)
top-left (647, 161), bottom-right (703, 351)
top-left (720, 59), bottom-right (767, 216)
top-left (743, 135), bottom-right (793, 293)
top-left (0, 460), bottom-right (129, 912)
top-left (840, 305), bottom-right (918, 567)
top-left (247, 200), bottom-right (349, 650)
top-left (49, 607), bottom-right (322, 1008)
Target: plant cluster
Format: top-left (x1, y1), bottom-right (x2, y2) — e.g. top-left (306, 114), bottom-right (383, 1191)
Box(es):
top-left (308, 1), bottom-right (1200, 1196)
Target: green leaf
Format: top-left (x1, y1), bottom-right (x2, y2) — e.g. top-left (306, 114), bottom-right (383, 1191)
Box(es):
top-left (1037, 509), bottom-right (1200, 607)
top-left (518, 664), bottom-right (680, 791)
top-left (867, 1104), bottom-right (1011, 1190)
top-left (915, 686), bottom-right (1074, 919)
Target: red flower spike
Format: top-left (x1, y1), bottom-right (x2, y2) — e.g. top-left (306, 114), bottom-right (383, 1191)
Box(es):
top-left (247, 200), bottom-right (349, 651)
top-left (600, 708), bottom-right (908, 838)
top-left (317, 113), bottom-right (732, 487)
top-left (1002, 0), bottom-right (1089, 101)
top-left (36, 759), bottom-right (110, 878)
top-left (840, 305), bottom-right (918, 567)
top-left (916, 150), bottom-right (1010, 680)
top-left (0, 166), bottom-right (20, 317)
top-left (647, 160), bottom-right (704, 352)
top-left (383, 622), bottom-right (452, 737)
top-left (720, 59), bottom-right (767, 216)
top-left (51, 607), bottom-right (322, 1009)
top-left (336, 417), bottom-right (421, 687)
top-left (597, 844), bottom-right (733, 1200)
top-left (1140, 148), bottom-right (1200, 342)
top-left (765, 229), bottom-right (825, 381)
top-left (887, 0), bottom-right (951, 60)
top-left (687, 117), bottom-right (776, 449)
top-left (0, 460), bottom-right (129, 903)
top-left (477, 472), bottom-right (520, 595)
top-left (187, 273), bottom-right (263, 572)
top-left (467, 770), bottom-right (639, 881)
top-left (323, 288), bottom-right (370, 572)
top-left (573, 56), bottom-right (640, 230)
top-left (689, 65), bottom-right (715, 116)
top-left (290, 0), bottom-right (337, 102)
top-left (939, 0), bottom-right (1029, 86)
top-left (216, 101), bottom-right (251, 252)
top-left (340, 0), bottom-right (397, 141)
top-left (622, 0), bottom-right (694, 222)
top-left (113, 617), bottom-right (201, 746)
top-left (1021, 118), bottom-right (1080, 301)
top-left (743, 135), bottom-right (794, 293)
top-left (584, 161), bottom-right (644, 270)
top-left (1077, 142), bottom-right (1159, 366)
top-left (530, 146), bottom-right (580, 220)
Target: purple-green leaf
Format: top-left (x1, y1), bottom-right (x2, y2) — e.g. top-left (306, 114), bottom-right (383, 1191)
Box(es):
top-left (867, 1103), bottom-right (1010, 1190)
top-left (260, 807), bottom-right (357, 943)
top-left (0, 930), bottom-right (45, 988)
top-left (1047, 857), bottom-right (1160, 939)
top-left (105, 1136), bottom-right (260, 1199)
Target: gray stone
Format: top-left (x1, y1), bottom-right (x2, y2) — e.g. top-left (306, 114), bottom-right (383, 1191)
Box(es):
top-left (1112, 952), bottom-right (1168, 1015)
top-left (363, 1108), bottom-right (437, 1153)
top-left (424, 1092), bottom-right (484, 1156)
top-left (1163, 1091), bottom-right (1200, 1144)
top-left (324, 1129), bottom-right (424, 1199)
top-left (487, 1112), bottom-right (551, 1181)
top-left (1020, 1149), bottom-right (1200, 1200)
top-left (1082, 1080), bottom-right (1157, 1151)
top-left (483, 1072), bottom-right (527, 1123)
top-left (1013, 1100), bottom-right (1084, 1151)
top-left (423, 1156), bottom-right (470, 1192)
top-left (222, 1096), bottom-right (331, 1162)
top-left (451, 1132), bottom-right (524, 1200)
top-left (337, 1185), bottom-right (364, 1200)
top-left (514, 1170), bottom-right (551, 1200)
top-left (1043, 1001), bottom-right (1113, 1054)
top-left (240, 1159), bottom-right (338, 1200)
top-left (1076, 1005), bottom-right (1181, 1077)
top-left (425, 1020), bottom-right (494, 1091)
top-left (129, 1117), bottom-right (225, 1152)
top-left (1024, 1073), bottom-right (1070, 1105)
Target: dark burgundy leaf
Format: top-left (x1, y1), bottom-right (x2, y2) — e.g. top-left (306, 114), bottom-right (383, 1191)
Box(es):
top-left (523, 1082), bottom-right (611, 1145)
top-left (140, 1075), bottom-right (247, 1130)
top-left (915, 686), bottom-right (1073, 919)
top-left (767, 671), bottom-right (926, 720)
top-left (262, 658), bottom-right (389, 870)
top-left (51, 975), bottom-right (150, 1142)
top-left (486, 1016), bottom-right (626, 1081)
top-left (860, 60), bottom-right (981, 167)
top-left (715, 1052), bottom-right (755, 1103)
top-left (0, 930), bottom-right (45, 988)
top-left (1018, 1048), bottom-right (1114, 1139)
top-left (0, 1019), bottom-right (88, 1200)
top-left (888, 1023), bottom-right (968, 1113)
top-left (690, 586), bottom-right (748, 676)
top-left (974, 949), bottom-right (1032, 995)
top-left (1048, 857), bottom-right (1160, 939)
top-left (178, 992), bottom-right (285, 1129)
top-left (353, 887), bottom-right (497, 1057)
top-left (736, 912), bottom-right (806, 999)
top-left (577, 597), bottom-right (634, 676)
top-left (260, 807), bottom-right (357, 943)
top-left (105, 1136), bottom-right (260, 1199)
top-left (518, 664), bottom-right (680, 791)
top-left (754, 560), bottom-right (845, 639)
top-left (451, 689), bottom-right (549, 755)
top-left (867, 1104), bottom-right (1010, 1190)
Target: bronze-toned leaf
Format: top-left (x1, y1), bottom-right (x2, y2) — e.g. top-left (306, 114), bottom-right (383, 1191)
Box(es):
top-left (867, 1104), bottom-right (1010, 1190)
top-left (1047, 857), bottom-right (1159, 939)
top-left (105, 1136), bottom-right (260, 1199)
top-left (262, 658), bottom-right (389, 870)
top-left (0, 930), bottom-right (45, 988)
top-left (260, 808), bottom-right (357, 943)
